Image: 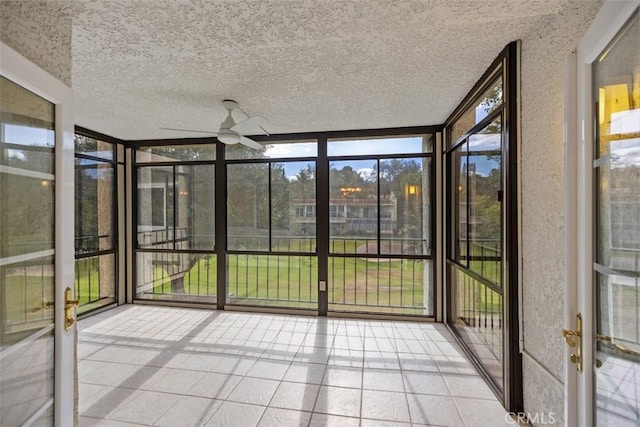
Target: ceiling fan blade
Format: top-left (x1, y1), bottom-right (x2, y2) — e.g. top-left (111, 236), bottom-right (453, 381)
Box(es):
top-left (239, 136), bottom-right (263, 150)
top-left (159, 127), bottom-right (218, 135)
top-left (230, 115), bottom-right (268, 135)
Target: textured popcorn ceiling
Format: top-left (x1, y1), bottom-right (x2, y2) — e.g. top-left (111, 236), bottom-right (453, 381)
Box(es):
top-left (69, 0), bottom-right (574, 140)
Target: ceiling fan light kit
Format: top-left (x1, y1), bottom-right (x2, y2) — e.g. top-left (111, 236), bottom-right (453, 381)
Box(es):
top-left (160, 99), bottom-right (267, 149)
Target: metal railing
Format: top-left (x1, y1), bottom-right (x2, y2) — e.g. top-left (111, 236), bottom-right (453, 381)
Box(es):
top-left (135, 233), bottom-right (431, 314)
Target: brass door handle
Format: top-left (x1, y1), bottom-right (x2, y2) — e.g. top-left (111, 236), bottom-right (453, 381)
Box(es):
top-left (562, 313), bottom-right (583, 372)
top-left (64, 287), bottom-right (80, 331)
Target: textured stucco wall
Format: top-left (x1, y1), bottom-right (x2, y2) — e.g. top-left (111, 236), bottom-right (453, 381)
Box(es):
top-left (0, 1), bottom-right (72, 86)
top-left (520, 1), bottom-right (601, 423)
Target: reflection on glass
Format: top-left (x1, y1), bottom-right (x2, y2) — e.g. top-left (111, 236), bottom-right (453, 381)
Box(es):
top-left (272, 161), bottom-right (316, 252)
top-left (176, 164), bottom-right (215, 250)
top-left (593, 11), bottom-right (640, 426)
top-left (328, 135), bottom-right (431, 157)
top-left (451, 267), bottom-right (503, 389)
top-left (226, 254), bottom-right (318, 309)
top-left (137, 166), bottom-right (174, 246)
top-left (227, 163), bottom-right (269, 250)
top-left (379, 158), bottom-right (430, 255)
top-left (226, 141), bottom-right (318, 160)
top-left (136, 144), bottom-right (216, 163)
top-left (136, 252), bottom-right (217, 303)
top-left (75, 158), bottom-right (114, 254)
top-left (329, 160), bottom-right (378, 253)
top-left (468, 118), bottom-right (502, 284)
top-left (137, 165), bottom-right (215, 251)
top-left (450, 76), bottom-right (503, 144)
top-left (75, 134), bottom-right (114, 160)
top-left (452, 142), bottom-right (468, 264)
top-left (1, 76), bottom-right (55, 175)
top-left (1, 74), bottom-right (55, 426)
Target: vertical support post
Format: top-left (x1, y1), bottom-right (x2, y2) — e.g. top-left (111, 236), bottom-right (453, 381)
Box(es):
top-left (317, 136), bottom-right (329, 315)
top-left (215, 141), bottom-right (226, 309)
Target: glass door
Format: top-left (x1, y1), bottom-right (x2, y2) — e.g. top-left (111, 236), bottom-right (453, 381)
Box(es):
top-left (1, 44), bottom-right (76, 426)
top-left (569, 2), bottom-right (640, 425)
top-left (592, 8), bottom-right (639, 426)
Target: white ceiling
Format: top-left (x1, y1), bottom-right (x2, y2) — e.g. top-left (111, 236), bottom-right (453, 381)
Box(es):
top-left (69, 0), bottom-right (574, 140)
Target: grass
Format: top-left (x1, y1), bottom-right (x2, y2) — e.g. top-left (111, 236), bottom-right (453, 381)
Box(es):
top-left (142, 251), bottom-right (429, 312)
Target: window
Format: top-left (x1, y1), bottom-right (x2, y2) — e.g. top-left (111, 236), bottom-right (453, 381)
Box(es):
top-left (74, 133), bottom-right (117, 313)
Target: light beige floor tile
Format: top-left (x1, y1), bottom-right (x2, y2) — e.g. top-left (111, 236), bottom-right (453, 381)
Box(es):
top-left (154, 395), bottom-right (222, 427)
top-left (283, 362), bottom-right (327, 384)
top-left (187, 372), bottom-right (242, 399)
top-left (363, 369), bottom-right (404, 392)
top-left (402, 371), bottom-right (449, 396)
top-left (109, 390), bottom-right (180, 425)
top-left (406, 393), bottom-right (462, 426)
top-left (322, 366), bottom-right (363, 388)
top-left (443, 374), bottom-right (496, 399)
top-left (454, 397), bottom-right (512, 427)
top-left (204, 401), bottom-right (265, 427)
top-left (258, 407), bottom-right (312, 427)
top-left (309, 412), bottom-right (360, 427)
top-left (226, 377), bottom-right (280, 406)
top-left (270, 381), bottom-right (320, 411)
top-left (314, 385), bottom-right (361, 418)
top-left (361, 390), bottom-right (411, 422)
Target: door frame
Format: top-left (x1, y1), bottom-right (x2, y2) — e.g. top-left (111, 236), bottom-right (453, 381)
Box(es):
top-left (0, 42), bottom-right (76, 426)
top-left (565, 1), bottom-right (640, 425)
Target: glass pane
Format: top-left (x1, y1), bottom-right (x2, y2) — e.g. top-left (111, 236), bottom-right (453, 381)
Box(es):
top-left (468, 118), bottom-right (502, 285)
top-left (75, 158), bottom-right (114, 254)
top-left (1, 174), bottom-right (54, 257)
top-left (328, 257), bottom-right (432, 316)
top-left (596, 139), bottom-right (640, 271)
top-left (329, 160), bottom-right (378, 254)
top-left (328, 135), bottom-right (432, 156)
top-left (136, 252), bottom-right (217, 303)
top-left (75, 254), bottom-right (116, 314)
top-left (0, 77), bottom-right (55, 427)
top-left (595, 272), bottom-right (640, 426)
top-left (452, 142), bottom-right (469, 265)
top-left (175, 164), bottom-right (215, 251)
top-left (451, 267), bottom-right (503, 390)
top-left (136, 144), bottom-right (216, 163)
top-left (75, 134), bottom-right (114, 160)
top-left (0, 256), bottom-right (54, 425)
top-left (226, 140), bottom-right (317, 160)
top-left (137, 166), bottom-right (174, 248)
top-left (450, 76), bottom-right (503, 144)
top-left (593, 12), bottom-right (640, 427)
top-left (227, 163), bottom-right (269, 250)
top-left (1, 76), bottom-right (55, 175)
top-left (226, 254), bottom-right (318, 309)
top-left (379, 158), bottom-right (430, 255)
top-left (272, 162), bottom-right (316, 252)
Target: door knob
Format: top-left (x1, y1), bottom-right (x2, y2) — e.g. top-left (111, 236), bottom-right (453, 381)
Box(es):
top-left (64, 287), bottom-right (80, 331)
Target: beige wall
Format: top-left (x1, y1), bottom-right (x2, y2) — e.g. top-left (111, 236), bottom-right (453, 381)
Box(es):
top-left (520, 2), bottom-right (601, 423)
top-left (0, 1), bottom-right (72, 86)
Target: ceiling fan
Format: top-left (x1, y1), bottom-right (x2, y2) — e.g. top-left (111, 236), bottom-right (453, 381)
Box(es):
top-left (160, 99), bottom-right (268, 149)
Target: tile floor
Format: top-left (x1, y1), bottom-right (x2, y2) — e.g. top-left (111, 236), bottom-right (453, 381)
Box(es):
top-left (78, 305), bottom-right (514, 426)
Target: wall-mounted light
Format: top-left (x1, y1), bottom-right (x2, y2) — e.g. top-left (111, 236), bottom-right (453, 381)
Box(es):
top-left (408, 185), bottom-right (418, 195)
top-left (41, 180), bottom-right (50, 187)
